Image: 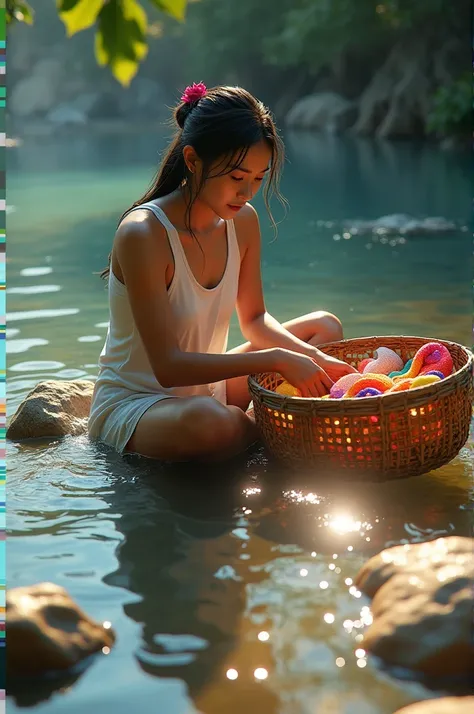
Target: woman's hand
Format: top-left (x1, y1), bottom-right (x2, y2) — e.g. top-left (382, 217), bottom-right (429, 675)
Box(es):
top-left (275, 349), bottom-right (333, 397)
top-left (312, 351), bottom-right (357, 382)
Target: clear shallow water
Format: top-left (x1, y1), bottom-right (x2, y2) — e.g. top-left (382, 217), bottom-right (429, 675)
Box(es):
top-left (7, 131), bottom-right (473, 713)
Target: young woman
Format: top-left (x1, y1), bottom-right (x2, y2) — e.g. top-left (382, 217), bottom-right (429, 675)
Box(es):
top-left (88, 83), bottom-right (355, 462)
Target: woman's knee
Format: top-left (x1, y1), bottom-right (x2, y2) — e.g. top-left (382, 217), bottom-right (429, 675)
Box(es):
top-left (313, 311), bottom-right (344, 342)
top-left (178, 398), bottom-right (248, 455)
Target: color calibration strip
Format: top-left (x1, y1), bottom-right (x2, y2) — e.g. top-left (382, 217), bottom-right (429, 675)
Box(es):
top-left (0, 2), bottom-right (5, 696)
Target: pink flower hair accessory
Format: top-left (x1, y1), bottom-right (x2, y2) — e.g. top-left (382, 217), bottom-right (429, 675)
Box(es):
top-left (181, 82), bottom-right (207, 104)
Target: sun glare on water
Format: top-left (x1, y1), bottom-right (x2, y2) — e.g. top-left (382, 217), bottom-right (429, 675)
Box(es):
top-left (328, 515), bottom-right (363, 535)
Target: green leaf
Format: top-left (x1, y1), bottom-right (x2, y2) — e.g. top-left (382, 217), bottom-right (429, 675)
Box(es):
top-left (95, 0), bottom-right (148, 87)
top-left (6, 0), bottom-right (35, 24)
top-left (57, 0), bottom-right (104, 36)
top-left (17, 1), bottom-right (34, 24)
top-left (148, 0), bottom-right (188, 22)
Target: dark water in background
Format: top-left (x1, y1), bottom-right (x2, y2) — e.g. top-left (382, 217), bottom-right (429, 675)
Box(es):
top-left (6, 130), bottom-right (473, 713)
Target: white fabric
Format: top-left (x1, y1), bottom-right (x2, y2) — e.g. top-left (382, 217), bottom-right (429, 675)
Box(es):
top-left (88, 202), bottom-right (240, 452)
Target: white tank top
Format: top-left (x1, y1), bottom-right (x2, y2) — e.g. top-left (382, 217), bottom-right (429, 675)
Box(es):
top-left (91, 201), bottom-right (241, 405)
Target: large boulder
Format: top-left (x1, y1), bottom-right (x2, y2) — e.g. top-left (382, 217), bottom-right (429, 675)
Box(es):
top-left (353, 39), bottom-right (429, 138)
top-left (355, 536), bottom-right (474, 679)
top-left (394, 698), bottom-right (474, 714)
top-left (286, 92), bottom-right (358, 132)
top-left (7, 380), bottom-right (94, 440)
top-left (7, 582), bottom-right (115, 676)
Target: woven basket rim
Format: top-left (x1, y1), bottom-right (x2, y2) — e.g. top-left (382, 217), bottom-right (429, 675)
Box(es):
top-left (248, 335), bottom-right (473, 408)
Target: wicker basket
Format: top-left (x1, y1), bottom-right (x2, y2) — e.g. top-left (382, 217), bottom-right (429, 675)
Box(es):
top-left (248, 336), bottom-right (473, 480)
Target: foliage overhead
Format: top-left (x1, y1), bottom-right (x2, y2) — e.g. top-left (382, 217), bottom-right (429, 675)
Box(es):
top-left (6, 0), bottom-right (189, 86)
top-left (94, 0), bottom-right (148, 88)
top-left (187, 0), bottom-right (466, 77)
top-left (6, 0), bottom-right (35, 24)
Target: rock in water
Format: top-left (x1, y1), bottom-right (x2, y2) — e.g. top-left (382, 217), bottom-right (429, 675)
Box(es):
top-left (355, 536), bottom-right (474, 679)
top-left (343, 214), bottom-right (457, 236)
top-left (7, 380), bottom-right (94, 440)
top-left (394, 698), bottom-right (474, 714)
top-left (7, 582), bottom-right (115, 676)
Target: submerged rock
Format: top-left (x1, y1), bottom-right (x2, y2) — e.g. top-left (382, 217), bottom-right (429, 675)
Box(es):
top-left (394, 697), bottom-right (474, 713)
top-left (7, 582), bottom-right (115, 676)
top-left (7, 379), bottom-right (94, 440)
top-left (343, 214), bottom-right (458, 236)
top-left (355, 536), bottom-right (474, 680)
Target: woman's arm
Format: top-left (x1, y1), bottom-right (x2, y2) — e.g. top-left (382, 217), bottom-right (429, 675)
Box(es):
top-left (114, 214), bottom-right (282, 388)
top-left (234, 205), bottom-right (324, 359)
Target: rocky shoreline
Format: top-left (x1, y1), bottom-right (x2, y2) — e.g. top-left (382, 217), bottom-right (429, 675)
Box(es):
top-left (284, 35), bottom-right (467, 141)
top-left (8, 20), bottom-right (469, 149)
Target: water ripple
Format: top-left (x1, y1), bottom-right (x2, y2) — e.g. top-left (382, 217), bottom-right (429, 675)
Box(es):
top-left (20, 266), bottom-right (53, 276)
top-left (9, 360), bottom-right (65, 372)
top-left (6, 338), bottom-right (49, 354)
top-left (7, 285), bottom-right (61, 294)
top-left (7, 308), bottom-right (79, 322)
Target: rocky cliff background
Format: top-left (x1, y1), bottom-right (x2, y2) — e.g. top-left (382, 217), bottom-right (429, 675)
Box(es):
top-left (7, 0), bottom-right (471, 143)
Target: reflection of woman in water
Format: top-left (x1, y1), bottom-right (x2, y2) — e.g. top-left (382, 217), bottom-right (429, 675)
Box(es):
top-left (89, 83), bottom-right (355, 462)
top-left (102, 456), bottom-right (281, 712)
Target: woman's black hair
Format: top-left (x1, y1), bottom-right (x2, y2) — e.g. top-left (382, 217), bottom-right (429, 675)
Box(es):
top-left (101, 85), bottom-right (286, 279)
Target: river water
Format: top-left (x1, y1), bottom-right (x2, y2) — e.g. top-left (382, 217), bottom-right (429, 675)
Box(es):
top-left (7, 129), bottom-right (473, 713)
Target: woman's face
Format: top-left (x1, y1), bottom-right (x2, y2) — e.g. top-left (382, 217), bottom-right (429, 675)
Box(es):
top-left (187, 140), bottom-right (273, 220)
